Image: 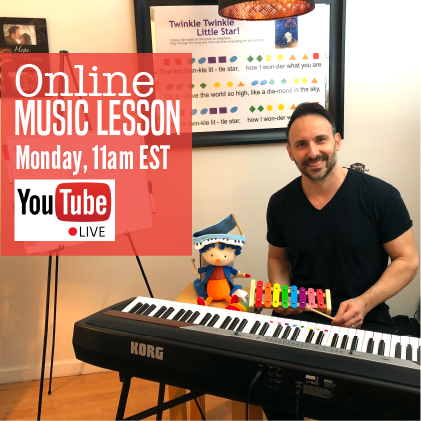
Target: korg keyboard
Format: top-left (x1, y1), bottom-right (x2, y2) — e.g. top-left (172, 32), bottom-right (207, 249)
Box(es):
top-left (73, 296), bottom-right (420, 420)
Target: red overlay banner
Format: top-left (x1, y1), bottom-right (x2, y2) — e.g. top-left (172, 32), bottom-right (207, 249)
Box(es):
top-left (1, 53), bottom-right (192, 256)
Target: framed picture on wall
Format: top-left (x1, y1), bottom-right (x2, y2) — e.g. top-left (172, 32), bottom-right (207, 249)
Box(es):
top-left (133, 0), bottom-right (345, 147)
top-left (0, 17), bottom-right (49, 96)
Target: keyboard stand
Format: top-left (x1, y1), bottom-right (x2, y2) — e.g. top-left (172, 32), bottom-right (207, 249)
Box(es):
top-left (116, 373), bottom-right (204, 420)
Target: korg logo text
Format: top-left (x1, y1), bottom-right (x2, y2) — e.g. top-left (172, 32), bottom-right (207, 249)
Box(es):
top-left (131, 341), bottom-right (164, 360)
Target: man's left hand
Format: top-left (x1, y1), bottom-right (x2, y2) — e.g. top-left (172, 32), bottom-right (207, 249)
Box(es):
top-left (332, 297), bottom-right (367, 328)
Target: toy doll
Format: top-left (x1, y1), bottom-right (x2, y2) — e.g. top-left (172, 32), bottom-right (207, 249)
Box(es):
top-left (192, 213), bottom-right (250, 312)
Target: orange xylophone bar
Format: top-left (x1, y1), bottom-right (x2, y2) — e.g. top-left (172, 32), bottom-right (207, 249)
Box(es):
top-left (249, 279), bottom-right (331, 315)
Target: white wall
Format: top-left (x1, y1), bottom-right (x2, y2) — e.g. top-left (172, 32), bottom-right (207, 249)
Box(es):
top-left (0, 0), bottom-right (419, 384)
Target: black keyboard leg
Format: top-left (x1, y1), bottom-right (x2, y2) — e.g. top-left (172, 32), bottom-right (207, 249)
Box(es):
top-left (156, 383), bottom-right (166, 421)
top-left (116, 374), bottom-right (132, 420)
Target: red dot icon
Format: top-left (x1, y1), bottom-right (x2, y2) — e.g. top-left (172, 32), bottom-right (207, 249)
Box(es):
top-left (68, 227), bottom-right (77, 236)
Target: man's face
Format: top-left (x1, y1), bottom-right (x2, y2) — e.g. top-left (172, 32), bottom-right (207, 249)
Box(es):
top-left (12, 29), bottom-right (21, 40)
top-left (287, 114), bottom-right (341, 182)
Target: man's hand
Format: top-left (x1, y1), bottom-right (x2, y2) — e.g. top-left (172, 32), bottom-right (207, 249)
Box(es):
top-left (273, 306), bottom-right (304, 317)
top-left (332, 297), bottom-right (367, 328)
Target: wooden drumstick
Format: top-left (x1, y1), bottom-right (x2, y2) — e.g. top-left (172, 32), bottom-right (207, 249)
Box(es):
top-left (305, 304), bottom-right (334, 320)
top-left (191, 258), bottom-right (199, 277)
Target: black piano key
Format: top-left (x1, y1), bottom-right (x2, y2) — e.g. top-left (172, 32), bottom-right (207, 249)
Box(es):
top-left (281, 326), bottom-right (291, 339)
top-left (186, 311), bottom-right (200, 323)
top-left (272, 325), bottom-right (283, 338)
top-left (128, 302), bottom-right (143, 313)
top-left (161, 307), bottom-right (174, 319)
top-left (228, 317), bottom-right (240, 331)
top-left (315, 332), bottom-right (324, 345)
top-left (395, 343), bottom-right (402, 359)
top-left (153, 306), bottom-right (167, 318)
top-left (250, 321), bottom-right (261, 334)
top-left (330, 333), bottom-right (339, 347)
top-left (377, 340), bottom-right (385, 356)
top-left (366, 338), bottom-right (374, 354)
top-left (220, 316), bottom-right (232, 329)
top-left (258, 322), bottom-right (270, 336)
top-left (350, 336), bottom-right (358, 351)
top-left (291, 327), bottom-right (300, 341)
top-left (135, 303), bottom-right (150, 314)
top-left (236, 319), bottom-right (248, 332)
top-left (142, 304), bottom-right (157, 316)
top-left (199, 313), bottom-right (212, 325)
top-left (179, 310), bottom-right (193, 322)
top-left (340, 335), bottom-right (348, 349)
top-left (406, 345), bottom-right (413, 361)
top-left (305, 329), bottom-right (314, 343)
top-left (417, 346), bottom-right (420, 363)
top-left (172, 309), bottom-right (186, 321)
top-left (208, 314), bottom-right (220, 327)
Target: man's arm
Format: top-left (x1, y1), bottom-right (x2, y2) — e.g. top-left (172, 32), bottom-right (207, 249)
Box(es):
top-left (268, 244), bottom-right (302, 316)
top-left (333, 228), bottom-right (419, 328)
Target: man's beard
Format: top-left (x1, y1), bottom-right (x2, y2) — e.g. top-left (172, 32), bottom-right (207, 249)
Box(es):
top-left (294, 149), bottom-right (337, 182)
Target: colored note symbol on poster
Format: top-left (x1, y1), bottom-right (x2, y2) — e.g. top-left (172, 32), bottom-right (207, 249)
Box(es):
top-left (230, 56), bottom-right (238, 62)
top-left (190, 84), bottom-right (195, 89)
top-left (294, 78), bottom-right (299, 84)
top-left (260, 80), bottom-right (267, 85)
top-left (249, 106), bottom-right (256, 113)
top-left (201, 109), bottom-right (208, 115)
top-left (198, 57), bottom-right (206, 64)
top-left (266, 55), bottom-right (271, 61)
top-left (303, 54), bottom-right (309, 60)
top-left (238, 82), bottom-right (245, 86)
top-left (231, 107), bottom-right (238, 113)
top-left (302, 78), bottom-right (307, 84)
top-left (279, 104), bottom-right (284, 110)
top-left (312, 78), bottom-right (318, 83)
top-left (313, 53), bottom-right (319, 59)
top-left (267, 105), bottom-right (273, 111)
top-left (278, 55), bottom-right (284, 61)
top-left (269, 79), bottom-right (275, 85)
top-left (164, 59), bottom-right (170, 66)
top-left (219, 57), bottom-right (227, 63)
top-left (247, 56), bottom-right (254, 62)
top-left (167, 84), bottom-right (174, 90)
top-left (214, 82), bottom-right (220, 88)
top-left (256, 55), bottom-right (263, 62)
top-left (175, 58), bottom-right (182, 65)
top-left (258, 106), bottom-right (264, 112)
top-left (290, 55), bottom-right (296, 60)
top-left (227, 82), bottom-right (233, 87)
top-left (200, 83), bottom-right (207, 89)
top-left (291, 104), bottom-right (296, 110)
top-left (208, 57), bottom-right (216, 64)
top-left (281, 79), bottom-right (287, 84)
top-left (192, 109), bottom-right (197, 115)
top-left (251, 80), bottom-right (259, 86)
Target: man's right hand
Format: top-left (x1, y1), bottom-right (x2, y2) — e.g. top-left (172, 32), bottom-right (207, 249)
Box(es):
top-left (272, 306), bottom-right (304, 317)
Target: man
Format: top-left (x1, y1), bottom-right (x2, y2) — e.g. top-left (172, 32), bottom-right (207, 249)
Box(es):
top-left (267, 102), bottom-right (419, 334)
top-left (5, 26), bottom-right (21, 45)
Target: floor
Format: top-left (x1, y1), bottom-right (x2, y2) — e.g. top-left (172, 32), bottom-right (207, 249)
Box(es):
top-left (0, 371), bottom-right (238, 420)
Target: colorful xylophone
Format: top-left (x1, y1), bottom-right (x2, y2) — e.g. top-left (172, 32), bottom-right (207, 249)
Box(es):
top-left (249, 279), bottom-right (331, 315)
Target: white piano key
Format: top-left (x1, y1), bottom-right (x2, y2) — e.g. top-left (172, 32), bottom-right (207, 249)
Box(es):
top-left (299, 322), bottom-right (317, 343)
top-left (244, 314), bottom-right (266, 334)
top-left (326, 326), bottom-right (340, 347)
top-left (399, 336), bottom-right (410, 360)
top-left (409, 337), bottom-right (419, 362)
top-left (264, 317), bottom-right (285, 336)
top-left (362, 330), bottom-right (374, 353)
top-left (381, 334), bottom-right (392, 357)
top-left (355, 330), bottom-right (366, 352)
top-left (320, 325), bottom-right (333, 346)
top-left (167, 302), bottom-right (189, 320)
top-left (282, 319), bottom-right (301, 340)
top-left (311, 324), bottom-right (327, 344)
top-left (210, 309), bottom-right (231, 328)
top-left (238, 312), bottom-right (258, 332)
top-left (372, 332), bottom-right (383, 355)
top-left (390, 335), bottom-right (401, 358)
top-left (295, 322), bottom-right (310, 342)
top-left (336, 327), bottom-right (349, 349)
top-left (345, 328), bottom-right (357, 350)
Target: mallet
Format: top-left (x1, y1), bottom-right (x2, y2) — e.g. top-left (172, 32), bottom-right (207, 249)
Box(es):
top-left (191, 258), bottom-right (199, 277)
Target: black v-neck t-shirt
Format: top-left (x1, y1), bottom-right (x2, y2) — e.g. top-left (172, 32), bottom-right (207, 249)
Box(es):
top-left (267, 169), bottom-right (412, 326)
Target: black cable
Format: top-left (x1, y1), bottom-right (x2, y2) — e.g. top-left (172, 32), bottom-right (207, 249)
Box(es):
top-left (295, 385), bottom-right (303, 420)
top-left (245, 368), bottom-right (263, 421)
top-left (414, 310), bottom-right (420, 320)
top-left (194, 397), bottom-right (206, 420)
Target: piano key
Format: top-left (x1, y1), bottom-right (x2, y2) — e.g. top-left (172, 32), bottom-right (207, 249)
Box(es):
top-left (186, 311), bottom-right (201, 324)
top-left (325, 326), bottom-right (340, 347)
top-left (302, 323), bottom-right (316, 343)
top-left (179, 310), bottom-right (193, 322)
top-left (377, 340), bottom-right (385, 356)
top-left (128, 302), bottom-right (143, 313)
top-left (172, 309), bottom-right (186, 321)
top-left (122, 297), bottom-right (143, 312)
top-left (272, 323), bottom-right (284, 338)
top-left (390, 335), bottom-right (401, 358)
top-left (330, 333), bottom-right (339, 347)
top-left (283, 320), bottom-right (301, 340)
top-left (243, 314), bottom-right (265, 334)
top-left (320, 326), bottom-right (333, 346)
top-left (366, 338), bottom-right (374, 354)
top-left (281, 326), bottom-right (292, 339)
top-left (265, 317), bottom-right (286, 337)
top-left (336, 327), bottom-right (349, 349)
top-left (250, 320), bottom-right (261, 334)
top-left (220, 315), bottom-right (233, 330)
top-left (417, 343), bottom-right (420, 363)
top-left (362, 331), bottom-right (374, 354)
top-left (381, 334), bottom-right (391, 357)
top-left (409, 337), bottom-right (419, 362)
top-left (199, 313), bottom-right (212, 325)
top-left (236, 318), bottom-right (248, 332)
top-left (295, 322), bottom-right (310, 342)
top-left (399, 336), bottom-right (410, 360)
top-left (152, 306), bottom-right (167, 318)
top-left (353, 329), bottom-right (366, 352)
top-left (258, 322), bottom-right (270, 336)
top-left (212, 310), bottom-right (231, 328)
top-left (406, 344), bottom-right (413, 361)
top-left (290, 327), bottom-right (301, 341)
top-left (340, 335), bottom-right (348, 349)
top-left (161, 307), bottom-right (175, 319)
top-left (228, 317), bottom-right (240, 331)
top-left (311, 324), bottom-right (326, 345)
top-left (395, 343), bottom-right (402, 359)
top-left (305, 329), bottom-right (315, 343)
top-left (372, 332), bottom-right (383, 355)
top-left (142, 304), bottom-right (157, 316)
top-left (350, 336), bottom-right (358, 351)
top-left (135, 303), bottom-right (151, 315)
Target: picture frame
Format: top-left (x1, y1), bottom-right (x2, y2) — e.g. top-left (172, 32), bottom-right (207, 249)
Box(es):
top-left (0, 17), bottom-right (49, 97)
top-left (133, 0), bottom-right (345, 147)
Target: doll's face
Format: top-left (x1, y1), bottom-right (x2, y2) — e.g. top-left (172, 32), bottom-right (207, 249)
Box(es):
top-left (201, 243), bottom-right (236, 266)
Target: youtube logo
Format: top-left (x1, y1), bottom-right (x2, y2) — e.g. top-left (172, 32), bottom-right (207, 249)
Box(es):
top-left (14, 180), bottom-right (115, 242)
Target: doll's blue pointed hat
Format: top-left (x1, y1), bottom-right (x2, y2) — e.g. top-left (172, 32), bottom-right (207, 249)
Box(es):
top-left (193, 213), bottom-right (246, 250)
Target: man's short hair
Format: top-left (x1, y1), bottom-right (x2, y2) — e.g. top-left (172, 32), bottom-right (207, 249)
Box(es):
top-left (8, 26), bottom-right (19, 36)
top-left (286, 102), bottom-right (337, 144)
